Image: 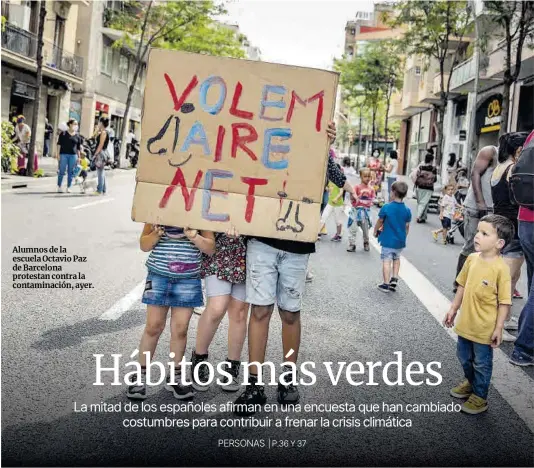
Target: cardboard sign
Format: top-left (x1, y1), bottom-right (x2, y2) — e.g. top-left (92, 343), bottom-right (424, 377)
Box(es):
top-left (132, 49), bottom-right (339, 242)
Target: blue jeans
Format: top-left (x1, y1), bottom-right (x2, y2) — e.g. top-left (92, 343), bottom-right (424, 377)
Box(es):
top-left (97, 166), bottom-right (106, 193)
top-left (457, 336), bottom-right (493, 399)
top-left (58, 154), bottom-right (77, 188)
top-left (519, 221), bottom-right (534, 292)
top-left (513, 272), bottom-right (534, 359)
top-left (44, 139), bottom-right (50, 157)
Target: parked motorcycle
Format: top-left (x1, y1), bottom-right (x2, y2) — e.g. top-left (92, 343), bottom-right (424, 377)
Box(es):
top-left (128, 138), bottom-right (140, 168)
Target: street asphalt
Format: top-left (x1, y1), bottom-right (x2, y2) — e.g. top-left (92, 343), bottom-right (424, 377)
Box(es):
top-left (1, 170), bottom-right (533, 466)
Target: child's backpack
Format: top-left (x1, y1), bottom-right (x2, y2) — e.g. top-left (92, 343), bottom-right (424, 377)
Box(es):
top-left (510, 145), bottom-right (534, 208)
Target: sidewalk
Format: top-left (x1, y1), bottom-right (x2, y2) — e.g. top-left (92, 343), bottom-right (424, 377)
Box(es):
top-left (1, 158), bottom-right (134, 191)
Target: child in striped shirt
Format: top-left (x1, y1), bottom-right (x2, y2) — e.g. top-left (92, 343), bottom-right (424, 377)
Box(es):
top-left (127, 224), bottom-right (215, 401)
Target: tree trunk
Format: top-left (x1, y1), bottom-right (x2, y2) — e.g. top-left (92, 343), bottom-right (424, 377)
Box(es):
top-left (356, 105), bottom-right (362, 171)
top-left (500, 81), bottom-right (511, 137)
top-left (383, 93), bottom-right (391, 164)
top-left (371, 104), bottom-right (377, 155)
top-left (27, 1), bottom-right (46, 177)
top-left (436, 105), bottom-right (445, 170)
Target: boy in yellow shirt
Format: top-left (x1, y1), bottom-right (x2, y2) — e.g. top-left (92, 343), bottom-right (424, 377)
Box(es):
top-left (444, 214), bottom-right (514, 415)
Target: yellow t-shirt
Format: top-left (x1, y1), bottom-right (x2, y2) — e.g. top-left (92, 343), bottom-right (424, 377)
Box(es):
top-left (80, 158), bottom-right (89, 170)
top-left (454, 253), bottom-right (512, 344)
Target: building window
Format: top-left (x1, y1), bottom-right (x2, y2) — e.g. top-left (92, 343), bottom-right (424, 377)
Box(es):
top-left (101, 45), bottom-right (113, 76)
top-left (119, 54), bottom-right (129, 83)
top-left (415, 66), bottom-right (421, 76)
top-left (54, 16), bottom-right (65, 49)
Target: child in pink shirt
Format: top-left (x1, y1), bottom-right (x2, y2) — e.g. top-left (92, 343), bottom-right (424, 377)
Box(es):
top-left (347, 169), bottom-right (376, 252)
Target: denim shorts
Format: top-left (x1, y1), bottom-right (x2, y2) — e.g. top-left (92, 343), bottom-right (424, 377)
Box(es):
top-left (246, 239), bottom-right (309, 313)
top-left (205, 275), bottom-right (246, 302)
top-left (502, 238), bottom-right (524, 259)
top-left (381, 247), bottom-right (403, 261)
top-left (142, 271), bottom-right (203, 308)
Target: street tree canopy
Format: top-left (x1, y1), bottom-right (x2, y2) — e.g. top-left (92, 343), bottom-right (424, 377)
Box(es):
top-left (388, 0), bottom-right (472, 163)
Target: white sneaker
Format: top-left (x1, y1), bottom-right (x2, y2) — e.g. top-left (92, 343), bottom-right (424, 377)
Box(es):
top-left (57, 187), bottom-right (63, 193)
top-left (193, 306), bottom-right (205, 315)
top-left (504, 317), bottom-right (518, 331)
top-left (502, 329), bottom-right (517, 342)
top-left (305, 271), bottom-right (314, 283)
top-left (66, 187), bottom-right (70, 193)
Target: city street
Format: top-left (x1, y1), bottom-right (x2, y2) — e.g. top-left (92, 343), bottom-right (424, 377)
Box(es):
top-left (1, 171), bottom-right (533, 467)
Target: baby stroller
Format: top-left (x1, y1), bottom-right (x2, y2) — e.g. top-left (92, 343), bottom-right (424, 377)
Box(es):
top-left (446, 204), bottom-right (465, 244)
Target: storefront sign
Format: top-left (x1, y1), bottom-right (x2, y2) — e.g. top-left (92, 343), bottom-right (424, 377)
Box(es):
top-left (132, 49), bottom-right (338, 242)
top-left (114, 107), bottom-right (125, 117)
top-left (95, 101), bottom-right (109, 113)
top-left (12, 80), bottom-right (37, 101)
top-left (476, 94), bottom-right (502, 134)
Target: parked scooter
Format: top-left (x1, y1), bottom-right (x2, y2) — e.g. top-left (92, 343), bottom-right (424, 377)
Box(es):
top-left (128, 138), bottom-right (140, 168)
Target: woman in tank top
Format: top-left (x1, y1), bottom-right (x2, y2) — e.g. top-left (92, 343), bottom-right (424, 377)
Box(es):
top-left (490, 132), bottom-right (529, 329)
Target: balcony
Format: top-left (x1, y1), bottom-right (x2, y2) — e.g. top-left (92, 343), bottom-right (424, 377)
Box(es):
top-left (389, 91), bottom-right (409, 120)
top-left (418, 71), bottom-right (441, 105)
top-left (432, 73), bottom-right (450, 97)
top-left (1, 23), bottom-right (83, 80)
top-left (448, 55), bottom-right (500, 93)
top-left (485, 37), bottom-right (534, 81)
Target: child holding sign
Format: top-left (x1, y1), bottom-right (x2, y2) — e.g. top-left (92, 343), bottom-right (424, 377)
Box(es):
top-left (127, 224), bottom-right (215, 400)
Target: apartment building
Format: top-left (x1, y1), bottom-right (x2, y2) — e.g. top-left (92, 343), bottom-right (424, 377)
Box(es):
top-left (74, 0), bottom-right (145, 140)
top-left (390, 0), bottom-right (534, 178)
top-left (338, 4), bottom-right (401, 155)
top-left (1, 0), bottom-right (86, 153)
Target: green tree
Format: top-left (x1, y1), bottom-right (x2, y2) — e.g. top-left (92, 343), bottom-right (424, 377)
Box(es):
top-left (105, 0), bottom-right (245, 166)
top-left (389, 1), bottom-right (472, 165)
top-left (1, 122), bottom-right (21, 173)
top-left (335, 41), bottom-right (402, 160)
top-left (483, 1), bottom-right (534, 136)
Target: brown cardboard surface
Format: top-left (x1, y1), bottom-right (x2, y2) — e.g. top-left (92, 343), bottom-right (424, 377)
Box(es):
top-left (133, 49), bottom-right (338, 241)
top-left (132, 181), bottom-right (321, 243)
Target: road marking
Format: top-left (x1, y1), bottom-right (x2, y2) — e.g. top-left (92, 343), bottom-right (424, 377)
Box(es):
top-left (99, 281), bottom-right (145, 321)
top-left (369, 237), bottom-right (534, 432)
top-left (70, 198), bottom-right (114, 210)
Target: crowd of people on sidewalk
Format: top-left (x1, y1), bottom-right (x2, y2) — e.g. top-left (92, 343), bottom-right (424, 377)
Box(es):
top-left (123, 116), bottom-right (533, 418)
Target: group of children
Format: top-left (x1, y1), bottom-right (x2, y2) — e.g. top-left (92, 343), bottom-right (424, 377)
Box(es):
top-left (321, 161), bottom-right (515, 415)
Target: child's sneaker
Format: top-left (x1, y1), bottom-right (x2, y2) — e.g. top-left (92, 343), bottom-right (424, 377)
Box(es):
top-left (377, 283), bottom-right (390, 293)
top-left (389, 277), bottom-right (398, 292)
top-left (513, 288), bottom-right (523, 299)
top-left (191, 351), bottom-right (211, 392)
top-left (432, 231), bottom-right (439, 242)
top-left (504, 317), bottom-right (518, 330)
top-left (221, 359), bottom-right (241, 392)
top-left (277, 382), bottom-right (300, 405)
top-left (502, 329), bottom-right (517, 342)
top-left (165, 375), bottom-right (194, 399)
top-left (450, 379), bottom-right (472, 398)
top-left (233, 382), bottom-right (267, 415)
top-left (347, 245), bottom-right (356, 253)
top-left (461, 394), bottom-right (488, 414)
top-left (126, 382), bottom-right (147, 400)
